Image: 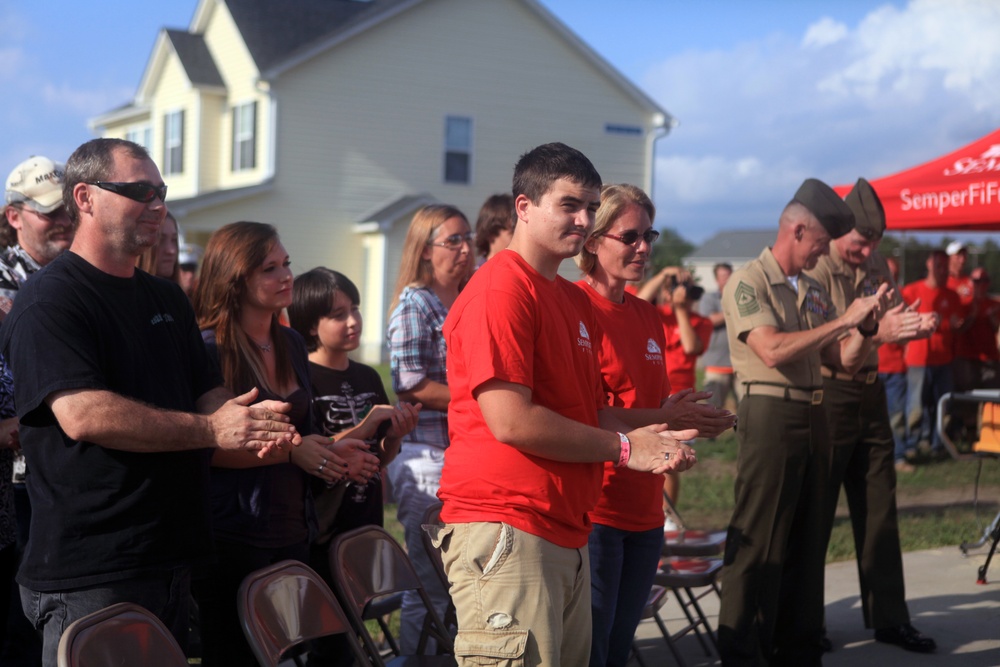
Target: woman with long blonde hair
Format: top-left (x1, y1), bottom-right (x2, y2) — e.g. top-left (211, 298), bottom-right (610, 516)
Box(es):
top-left (192, 221), bottom-right (378, 667)
top-left (386, 204), bottom-right (471, 652)
top-left (577, 184), bottom-right (706, 667)
top-left (138, 210), bottom-right (180, 282)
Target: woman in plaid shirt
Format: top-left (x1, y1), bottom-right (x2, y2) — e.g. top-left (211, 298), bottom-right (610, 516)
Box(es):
top-left (386, 204), bottom-right (472, 653)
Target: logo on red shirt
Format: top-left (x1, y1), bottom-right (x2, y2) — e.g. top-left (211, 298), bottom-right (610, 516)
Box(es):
top-left (645, 338), bottom-right (664, 363)
top-left (577, 321), bottom-right (592, 350)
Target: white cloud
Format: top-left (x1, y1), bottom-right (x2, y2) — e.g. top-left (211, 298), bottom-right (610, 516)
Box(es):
top-left (0, 5), bottom-right (134, 163)
top-left (817, 0), bottom-right (1000, 109)
top-left (657, 155), bottom-right (771, 204)
top-left (642, 0), bottom-right (1000, 240)
top-left (802, 17), bottom-right (849, 49)
top-left (41, 82), bottom-right (135, 117)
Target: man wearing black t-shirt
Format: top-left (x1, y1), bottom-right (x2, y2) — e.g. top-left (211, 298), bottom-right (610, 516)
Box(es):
top-left (0, 138), bottom-right (301, 667)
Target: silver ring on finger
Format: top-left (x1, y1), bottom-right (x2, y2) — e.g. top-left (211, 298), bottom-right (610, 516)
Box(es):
top-left (664, 452), bottom-right (671, 461)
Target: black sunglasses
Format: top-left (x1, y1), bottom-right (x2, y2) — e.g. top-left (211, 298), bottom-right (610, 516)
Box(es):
top-left (87, 181), bottom-right (168, 204)
top-left (603, 229), bottom-right (660, 246)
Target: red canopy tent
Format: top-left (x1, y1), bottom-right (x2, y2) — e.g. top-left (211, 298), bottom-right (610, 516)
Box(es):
top-left (834, 128), bottom-right (1000, 232)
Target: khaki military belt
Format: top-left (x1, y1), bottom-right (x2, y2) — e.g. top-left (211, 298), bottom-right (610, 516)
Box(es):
top-left (821, 367), bottom-right (879, 385)
top-left (744, 384), bottom-right (824, 405)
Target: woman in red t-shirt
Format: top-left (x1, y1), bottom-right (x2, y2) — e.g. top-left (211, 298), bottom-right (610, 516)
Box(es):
top-left (576, 184), bottom-right (675, 667)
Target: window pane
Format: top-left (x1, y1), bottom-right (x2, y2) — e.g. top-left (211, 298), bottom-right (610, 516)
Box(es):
top-left (164, 111), bottom-right (183, 174)
top-left (445, 151), bottom-right (469, 184)
top-left (445, 116), bottom-right (471, 150)
top-left (233, 102), bottom-right (256, 171)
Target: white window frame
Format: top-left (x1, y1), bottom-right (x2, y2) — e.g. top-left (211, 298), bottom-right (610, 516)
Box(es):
top-left (163, 110), bottom-right (184, 175)
top-left (125, 124), bottom-right (152, 151)
top-left (232, 101), bottom-right (256, 171)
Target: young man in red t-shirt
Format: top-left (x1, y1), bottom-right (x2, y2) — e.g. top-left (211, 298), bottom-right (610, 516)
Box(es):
top-left (901, 250), bottom-right (961, 460)
top-left (953, 267), bottom-right (1000, 439)
top-left (435, 143), bottom-right (697, 666)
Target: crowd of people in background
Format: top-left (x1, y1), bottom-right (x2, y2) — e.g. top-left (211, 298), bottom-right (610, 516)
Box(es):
top-left (873, 242), bottom-right (1000, 473)
top-left (1, 136), bottom-right (994, 667)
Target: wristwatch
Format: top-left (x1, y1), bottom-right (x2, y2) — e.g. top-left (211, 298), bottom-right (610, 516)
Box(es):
top-left (857, 321), bottom-right (879, 338)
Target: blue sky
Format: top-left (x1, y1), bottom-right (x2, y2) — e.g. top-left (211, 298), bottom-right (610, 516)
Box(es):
top-left (2, 0), bottom-right (998, 242)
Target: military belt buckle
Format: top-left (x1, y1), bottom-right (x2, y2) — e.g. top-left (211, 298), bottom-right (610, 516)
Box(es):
top-left (811, 390), bottom-right (824, 405)
top-left (864, 371), bottom-right (878, 384)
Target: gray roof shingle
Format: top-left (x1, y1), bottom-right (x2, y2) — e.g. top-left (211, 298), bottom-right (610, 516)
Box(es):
top-left (686, 230), bottom-right (775, 262)
top-left (165, 29), bottom-right (225, 88)
top-left (225, 0), bottom-right (413, 73)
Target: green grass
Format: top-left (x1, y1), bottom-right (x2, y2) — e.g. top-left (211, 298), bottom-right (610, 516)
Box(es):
top-left (373, 363), bottom-right (395, 403)
top-left (678, 430), bottom-right (1000, 563)
top-left (383, 503), bottom-right (405, 544)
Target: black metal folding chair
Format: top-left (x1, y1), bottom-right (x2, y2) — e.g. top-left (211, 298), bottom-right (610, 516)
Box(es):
top-left (653, 557), bottom-right (723, 665)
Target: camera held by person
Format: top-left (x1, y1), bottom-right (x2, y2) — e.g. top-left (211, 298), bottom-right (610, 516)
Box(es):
top-left (637, 266), bottom-right (705, 306)
top-left (667, 272), bottom-right (705, 303)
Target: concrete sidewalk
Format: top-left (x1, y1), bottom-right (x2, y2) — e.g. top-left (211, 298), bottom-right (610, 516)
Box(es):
top-left (632, 544), bottom-right (1000, 666)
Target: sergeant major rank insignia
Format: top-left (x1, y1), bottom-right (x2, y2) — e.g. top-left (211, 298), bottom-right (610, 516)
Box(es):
top-left (735, 281), bottom-right (760, 316)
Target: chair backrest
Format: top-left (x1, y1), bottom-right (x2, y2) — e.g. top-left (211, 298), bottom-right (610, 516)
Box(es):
top-left (57, 602), bottom-right (188, 667)
top-left (237, 559), bottom-right (367, 667)
top-left (330, 525), bottom-right (454, 662)
top-left (663, 490), bottom-right (688, 532)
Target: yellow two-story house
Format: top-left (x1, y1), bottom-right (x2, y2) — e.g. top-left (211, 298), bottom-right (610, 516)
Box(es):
top-left (91, 0), bottom-right (673, 362)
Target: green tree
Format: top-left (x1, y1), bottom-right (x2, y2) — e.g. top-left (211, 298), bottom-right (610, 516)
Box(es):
top-left (649, 227), bottom-right (695, 275)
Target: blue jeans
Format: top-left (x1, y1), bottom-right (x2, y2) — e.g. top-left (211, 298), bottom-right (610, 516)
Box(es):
top-left (880, 372), bottom-right (908, 461)
top-left (21, 566), bottom-right (191, 667)
top-left (588, 524), bottom-right (663, 667)
top-left (905, 364), bottom-right (953, 454)
top-left (387, 443), bottom-right (451, 654)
